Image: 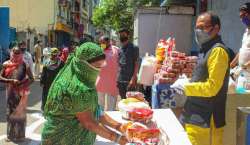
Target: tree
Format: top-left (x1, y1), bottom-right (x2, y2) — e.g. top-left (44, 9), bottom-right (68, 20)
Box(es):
top-left (92, 0), bottom-right (160, 33)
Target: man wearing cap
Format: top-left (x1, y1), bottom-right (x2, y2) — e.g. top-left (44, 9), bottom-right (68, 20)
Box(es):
top-left (231, 2), bottom-right (250, 69)
top-left (40, 48), bottom-right (64, 111)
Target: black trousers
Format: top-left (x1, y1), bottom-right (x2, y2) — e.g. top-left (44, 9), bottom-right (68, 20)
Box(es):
top-left (41, 89), bottom-right (49, 111)
top-left (117, 82), bottom-right (129, 99)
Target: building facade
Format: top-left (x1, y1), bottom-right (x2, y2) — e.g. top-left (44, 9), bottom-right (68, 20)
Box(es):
top-left (0, 0), bottom-right (99, 51)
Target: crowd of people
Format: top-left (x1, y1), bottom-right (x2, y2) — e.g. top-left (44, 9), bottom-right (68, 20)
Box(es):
top-left (1, 27), bottom-right (139, 144)
top-left (1, 2), bottom-right (250, 145)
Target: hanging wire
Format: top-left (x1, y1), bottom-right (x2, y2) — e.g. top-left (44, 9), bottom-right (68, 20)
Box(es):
top-left (156, 6), bottom-right (163, 43)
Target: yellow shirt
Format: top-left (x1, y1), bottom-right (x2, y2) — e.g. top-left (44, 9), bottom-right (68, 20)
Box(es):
top-left (184, 47), bottom-right (229, 97)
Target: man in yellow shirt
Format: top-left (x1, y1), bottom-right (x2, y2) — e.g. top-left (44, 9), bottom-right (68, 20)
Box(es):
top-left (174, 12), bottom-right (230, 145)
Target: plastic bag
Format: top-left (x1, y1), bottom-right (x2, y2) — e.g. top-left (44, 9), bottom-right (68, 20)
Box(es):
top-left (170, 74), bottom-right (189, 90)
top-left (128, 108), bottom-right (153, 123)
top-left (126, 122), bottom-right (160, 143)
top-left (239, 48), bottom-right (250, 67)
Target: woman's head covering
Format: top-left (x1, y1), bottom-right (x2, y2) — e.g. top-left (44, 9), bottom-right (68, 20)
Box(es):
top-left (4, 47), bottom-right (24, 77)
top-left (44, 42), bottom-right (104, 115)
top-left (53, 42), bottom-right (104, 87)
top-left (50, 48), bottom-right (59, 55)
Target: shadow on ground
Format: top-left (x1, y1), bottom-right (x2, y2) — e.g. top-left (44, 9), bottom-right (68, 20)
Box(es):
top-left (2, 138), bottom-right (41, 145)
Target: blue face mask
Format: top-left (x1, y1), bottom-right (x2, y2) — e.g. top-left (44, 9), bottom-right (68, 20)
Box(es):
top-left (242, 16), bottom-right (250, 27)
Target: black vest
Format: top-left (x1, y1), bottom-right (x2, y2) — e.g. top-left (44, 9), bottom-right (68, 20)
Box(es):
top-left (183, 36), bottom-right (230, 128)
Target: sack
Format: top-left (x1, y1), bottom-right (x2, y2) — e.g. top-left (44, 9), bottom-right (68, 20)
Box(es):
top-left (138, 55), bottom-right (157, 86)
top-left (239, 48), bottom-right (250, 66)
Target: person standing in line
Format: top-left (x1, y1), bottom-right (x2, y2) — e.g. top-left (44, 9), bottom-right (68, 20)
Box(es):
top-left (40, 48), bottom-right (64, 111)
top-left (230, 3), bottom-right (250, 69)
top-left (18, 41), bottom-right (34, 75)
top-left (96, 36), bottom-right (119, 111)
top-left (41, 42), bottom-right (128, 145)
top-left (117, 28), bottom-right (139, 99)
top-left (34, 40), bottom-right (42, 78)
top-left (42, 43), bottom-right (51, 65)
top-left (0, 47), bottom-right (34, 142)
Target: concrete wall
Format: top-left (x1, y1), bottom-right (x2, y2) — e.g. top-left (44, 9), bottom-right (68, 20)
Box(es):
top-left (134, 8), bottom-right (193, 57)
top-left (209, 0), bottom-right (249, 52)
top-left (0, 0), bottom-right (55, 35)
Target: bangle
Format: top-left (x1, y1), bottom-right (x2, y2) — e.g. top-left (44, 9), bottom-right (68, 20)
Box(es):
top-left (114, 133), bottom-right (122, 143)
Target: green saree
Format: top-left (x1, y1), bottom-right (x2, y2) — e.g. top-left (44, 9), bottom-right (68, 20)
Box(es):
top-left (41, 42), bottom-right (104, 145)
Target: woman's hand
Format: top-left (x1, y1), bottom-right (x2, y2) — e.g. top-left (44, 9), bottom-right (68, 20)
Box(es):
top-left (119, 122), bottom-right (133, 133)
top-left (77, 111), bottom-right (126, 143)
top-left (118, 135), bottom-right (128, 145)
top-left (11, 79), bottom-right (20, 85)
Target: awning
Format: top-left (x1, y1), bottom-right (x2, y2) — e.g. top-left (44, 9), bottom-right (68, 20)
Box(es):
top-left (161, 0), bottom-right (195, 7)
top-left (54, 22), bottom-right (73, 34)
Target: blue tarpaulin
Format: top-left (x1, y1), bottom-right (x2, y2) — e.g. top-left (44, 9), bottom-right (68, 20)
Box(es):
top-left (0, 7), bottom-right (10, 63)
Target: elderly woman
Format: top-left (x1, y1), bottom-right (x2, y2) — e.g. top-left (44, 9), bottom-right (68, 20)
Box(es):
top-left (0, 47), bottom-right (34, 142)
top-left (42, 42), bottom-right (128, 145)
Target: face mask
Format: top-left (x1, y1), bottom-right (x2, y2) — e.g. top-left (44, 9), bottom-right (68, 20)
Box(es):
top-left (11, 52), bottom-right (23, 63)
top-left (119, 36), bottom-right (128, 43)
top-left (83, 60), bottom-right (100, 83)
top-left (195, 28), bottom-right (212, 46)
top-left (100, 43), bottom-right (107, 49)
top-left (242, 16), bottom-right (250, 27)
top-left (20, 47), bottom-right (26, 52)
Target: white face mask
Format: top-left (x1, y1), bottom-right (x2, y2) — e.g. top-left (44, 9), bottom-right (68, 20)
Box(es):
top-left (195, 28), bottom-right (212, 46)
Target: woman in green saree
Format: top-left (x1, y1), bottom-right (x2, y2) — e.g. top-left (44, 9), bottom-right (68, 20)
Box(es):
top-left (41, 42), bottom-right (127, 145)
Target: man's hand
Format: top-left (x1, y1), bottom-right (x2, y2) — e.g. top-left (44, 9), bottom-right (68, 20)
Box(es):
top-left (170, 75), bottom-right (189, 91)
top-left (230, 62), bottom-right (237, 69)
top-left (128, 77), bottom-right (137, 89)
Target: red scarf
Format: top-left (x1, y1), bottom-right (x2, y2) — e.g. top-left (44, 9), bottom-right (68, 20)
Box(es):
top-left (60, 48), bottom-right (69, 62)
top-left (4, 52), bottom-right (23, 77)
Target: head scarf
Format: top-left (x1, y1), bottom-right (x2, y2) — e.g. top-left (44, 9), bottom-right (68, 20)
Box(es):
top-left (46, 42), bottom-right (104, 108)
top-left (60, 47), bottom-right (69, 62)
top-left (42, 42), bottom-right (104, 145)
top-left (4, 50), bottom-right (23, 77)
